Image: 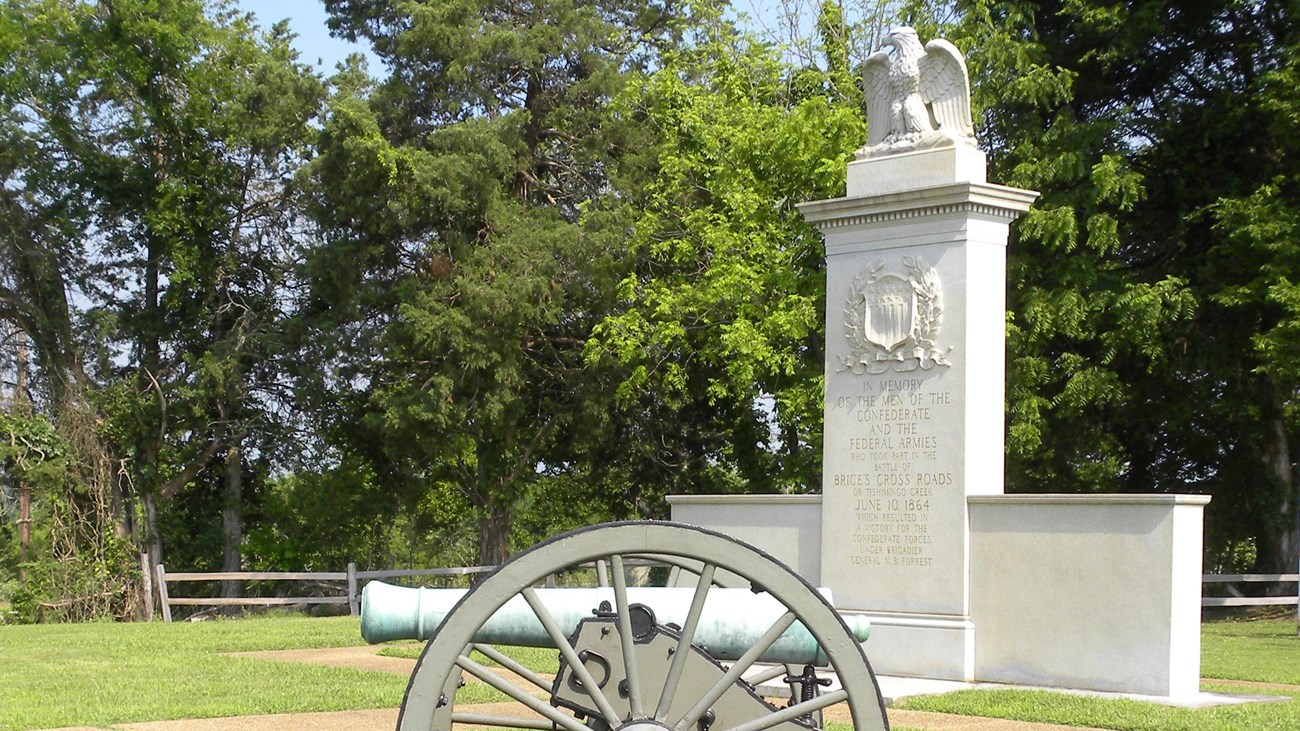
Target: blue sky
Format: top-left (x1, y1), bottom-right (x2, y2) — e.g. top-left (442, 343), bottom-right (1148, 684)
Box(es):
top-left (237, 0), bottom-right (383, 73)
top-left (236, 0), bottom-right (797, 76)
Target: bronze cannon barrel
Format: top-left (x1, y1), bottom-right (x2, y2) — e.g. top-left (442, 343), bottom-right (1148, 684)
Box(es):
top-left (360, 581), bottom-right (871, 665)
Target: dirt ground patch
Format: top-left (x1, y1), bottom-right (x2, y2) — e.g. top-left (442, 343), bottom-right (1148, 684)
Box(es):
top-left (225, 645), bottom-right (418, 676)
top-left (47, 708), bottom-right (401, 731)
top-left (44, 707), bottom-right (1111, 731)
top-left (1204, 678), bottom-right (1300, 693)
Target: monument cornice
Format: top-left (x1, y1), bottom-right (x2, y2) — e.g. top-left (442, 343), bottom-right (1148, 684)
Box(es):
top-left (798, 182), bottom-right (1039, 230)
top-left (666, 494), bottom-right (822, 506)
top-left (967, 494), bottom-right (1212, 507)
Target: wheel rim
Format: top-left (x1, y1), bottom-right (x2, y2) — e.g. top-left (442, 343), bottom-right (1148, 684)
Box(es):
top-left (397, 521), bottom-right (889, 731)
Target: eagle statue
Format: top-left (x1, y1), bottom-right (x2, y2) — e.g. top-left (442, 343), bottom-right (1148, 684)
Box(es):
top-left (855, 27), bottom-right (977, 159)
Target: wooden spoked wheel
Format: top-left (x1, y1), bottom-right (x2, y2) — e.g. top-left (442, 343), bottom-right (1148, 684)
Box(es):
top-left (397, 521), bottom-right (889, 731)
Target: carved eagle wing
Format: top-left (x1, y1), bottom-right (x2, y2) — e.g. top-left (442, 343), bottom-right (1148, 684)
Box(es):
top-left (862, 50), bottom-right (892, 147)
top-left (918, 39), bottom-right (975, 141)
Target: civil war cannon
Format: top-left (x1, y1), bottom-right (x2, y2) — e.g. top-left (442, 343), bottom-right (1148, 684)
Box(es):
top-left (361, 521), bottom-right (890, 731)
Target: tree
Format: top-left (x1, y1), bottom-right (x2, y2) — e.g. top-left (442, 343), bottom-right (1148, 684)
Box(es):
top-left (304, 0), bottom-right (687, 565)
top-left (0, 0), bottom-right (324, 611)
top-left (922, 0), bottom-right (1299, 571)
top-left (1198, 19), bottom-right (1300, 572)
top-left (585, 13), bottom-right (865, 497)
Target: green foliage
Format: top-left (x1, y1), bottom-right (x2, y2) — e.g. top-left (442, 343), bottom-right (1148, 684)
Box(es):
top-left (0, 412), bottom-right (71, 492)
top-left (586, 25), bottom-right (865, 496)
top-left (244, 465), bottom-right (478, 572)
top-left (302, 0), bottom-right (690, 564)
top-left (4, 0), bottom-right (1300, 598)
top-left (0, 403), bottom-right (141, 622)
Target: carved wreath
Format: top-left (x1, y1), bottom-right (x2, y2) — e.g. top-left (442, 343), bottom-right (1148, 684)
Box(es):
top-left (840, 256), bottom-right (952, 374)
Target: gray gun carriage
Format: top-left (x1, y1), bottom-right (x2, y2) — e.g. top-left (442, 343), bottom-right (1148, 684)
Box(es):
top-left (360, 521), bottom-right (891, 731)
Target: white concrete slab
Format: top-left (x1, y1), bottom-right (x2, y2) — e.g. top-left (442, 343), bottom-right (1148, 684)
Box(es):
top-left (872, 675), bottom-right (1288, 709)
top-left (750, 667), bottom-right (1287, 709)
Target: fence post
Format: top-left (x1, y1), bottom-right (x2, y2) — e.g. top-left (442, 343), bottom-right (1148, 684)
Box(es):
top-left (139, 552), bottom-right (154, 621)
top-left (347, 562), bottom-right (359, 616)
top-left (156, 564), bottom-right (172, 622)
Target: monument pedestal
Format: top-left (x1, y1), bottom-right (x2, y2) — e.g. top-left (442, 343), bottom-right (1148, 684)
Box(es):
top-left (796, 165), bottom-right (1035, 680)
top-left (845, 145), bottom-right (987, 197)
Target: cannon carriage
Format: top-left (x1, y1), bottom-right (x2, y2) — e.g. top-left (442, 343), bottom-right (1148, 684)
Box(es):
top-left (361, 521), bottom-right (890, 731)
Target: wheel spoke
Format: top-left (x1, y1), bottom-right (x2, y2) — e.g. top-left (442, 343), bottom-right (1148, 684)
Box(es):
top-left (595, 559), bottom-right (610, 587)
top-left (655, 562), bottom-right (716, 721)
top-left (744, 663), bottom-right (792, 685)
top-left (521, 586), bottom-right (622, 727)
top-left (455, 653), bottom-right (588, 731)
top-left (673, 611), bottom-right (798, 731)
top-left (471, 643), bottom-right (551, 692)
top-left (610, 554), bottom-right (645, 718)
top-left (722, 688), bottom-right (849, 731)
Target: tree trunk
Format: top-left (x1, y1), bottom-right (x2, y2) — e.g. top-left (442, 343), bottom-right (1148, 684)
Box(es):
top-left (220, 442), bottom-right (242, 599)
top-left (477, 502), bottom-right (512, 568)
top-left (1257, 374), bottom-right (1297, 575)
top-left (142, 490), bottom-right (163, 571)
top-left (18, 487), bottom-right (30, 581)
top-left (139, 228), bottom-right (166, 572)
top-left (15, 330), bottom-right (30, 578)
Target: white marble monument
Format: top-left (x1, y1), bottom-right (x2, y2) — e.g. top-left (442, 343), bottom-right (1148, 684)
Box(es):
top-left (797, 26), bottom-right (1036, 679)
top-left (671, 27), bottom-right (1209, 698)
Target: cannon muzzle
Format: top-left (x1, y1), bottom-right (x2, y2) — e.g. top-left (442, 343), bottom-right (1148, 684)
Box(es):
top-left (361, 580), bottom-right (870, 665)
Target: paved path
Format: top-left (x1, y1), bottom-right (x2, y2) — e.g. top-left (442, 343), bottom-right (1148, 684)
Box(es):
top-left (41, 645), bottom-right (1271, 731)
top-left (226, 646), bottom-right (417, 675)
top-left (46, 707), bottom-right (1115, 731)
top-left (1204, 677), bottom-right (1300, 693)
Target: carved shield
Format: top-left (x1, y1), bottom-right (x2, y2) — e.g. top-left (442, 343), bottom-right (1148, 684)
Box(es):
top-left (863, 275), bottom-right (915, 351)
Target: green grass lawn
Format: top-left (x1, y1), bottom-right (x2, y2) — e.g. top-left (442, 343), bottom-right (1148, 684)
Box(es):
top-left (1201, 615), bottom-right (1300, 684)
top-left (895, 687), bottom-right (1300, 731)
top-left (892, 618), bottom-right (1300, 731)
top-left (4, 614), bottom-right (1300, 730)
top-left (0, 615), bottom-right (407, 730)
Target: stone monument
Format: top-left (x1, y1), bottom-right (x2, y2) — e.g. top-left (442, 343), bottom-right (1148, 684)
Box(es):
top-left (670, 27), bottom-right (1209, 698)
top-left (798, 26), bottom-right (1035, 679)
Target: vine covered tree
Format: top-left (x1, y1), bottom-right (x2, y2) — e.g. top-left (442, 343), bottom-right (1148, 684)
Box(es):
top-left (0, 0), bottom-right (323, 615)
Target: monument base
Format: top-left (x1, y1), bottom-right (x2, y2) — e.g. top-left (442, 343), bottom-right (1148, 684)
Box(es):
top-left (668, 492), bottom-right (1209, 698)
top-left (841, 611), bottom-right (975, 681)
top-left (968, 494), bottom-right (1209, 697)
top-left (846, 145), bottom-right (987, 197)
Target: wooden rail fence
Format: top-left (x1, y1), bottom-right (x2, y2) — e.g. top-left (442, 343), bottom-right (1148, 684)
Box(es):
top-left (153, 567), bottom-right (1298, 620)
top-left (1202, 573), bottom-right (1300, 608)
top-left (153, 563), bottom-right (495, 622)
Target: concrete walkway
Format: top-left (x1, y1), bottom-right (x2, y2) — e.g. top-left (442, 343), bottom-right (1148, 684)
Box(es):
top-left (47, 706), bottom-right (1116, 731)
top-left (49, 709), bottom-right (399, 731)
